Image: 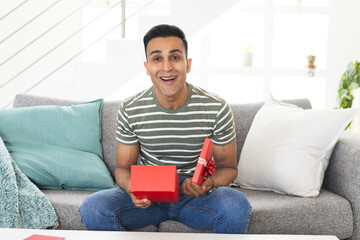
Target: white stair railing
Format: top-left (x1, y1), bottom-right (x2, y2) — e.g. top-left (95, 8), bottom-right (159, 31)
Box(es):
top-left (0, 0), bottom-right (61, 45)
top-left (0, 0), bottom-right (155, 109)
top-left (0, 0), bottom-right (29, 21)
top-left (0, 0), bottom-right (93, 68)
top-left (0, 0), bottom-right (123, 90)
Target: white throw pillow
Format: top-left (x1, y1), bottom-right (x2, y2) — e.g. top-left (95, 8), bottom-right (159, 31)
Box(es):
top-left (235, 97), bottom-right (359, 197)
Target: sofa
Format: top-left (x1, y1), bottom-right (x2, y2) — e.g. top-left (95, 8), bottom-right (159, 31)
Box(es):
top-left (10, 93), bottom-right (360, 240)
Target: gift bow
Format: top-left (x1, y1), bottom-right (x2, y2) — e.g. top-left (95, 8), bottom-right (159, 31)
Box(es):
top-left (198, 157), bottom-right (216, 177)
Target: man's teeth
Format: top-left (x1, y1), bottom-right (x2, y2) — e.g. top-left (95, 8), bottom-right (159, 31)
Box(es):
top-left (161, 77), bottom-right (176, 81)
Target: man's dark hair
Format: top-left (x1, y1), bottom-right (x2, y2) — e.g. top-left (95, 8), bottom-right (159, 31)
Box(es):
top-left (143, 24), bottom-right (188, 59)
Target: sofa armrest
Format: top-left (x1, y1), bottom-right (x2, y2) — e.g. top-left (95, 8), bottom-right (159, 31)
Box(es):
top-left (323, 131), bottom-right (360, 240)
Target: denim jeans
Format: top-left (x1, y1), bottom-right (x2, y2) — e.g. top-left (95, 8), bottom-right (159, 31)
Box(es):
top-left (79, 180), bottom-right (251, 233)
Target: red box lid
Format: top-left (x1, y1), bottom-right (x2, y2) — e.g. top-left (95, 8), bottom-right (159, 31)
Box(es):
top-left (199, 138), bottom-right (214, 161)
top-left (130, 165), bottom-right (180, 202)
top-left (192, 138), bottom-right (214, 185)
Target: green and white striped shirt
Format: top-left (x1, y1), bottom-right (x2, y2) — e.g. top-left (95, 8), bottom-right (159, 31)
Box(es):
top-left (116, 83), bottom-right (236, 178)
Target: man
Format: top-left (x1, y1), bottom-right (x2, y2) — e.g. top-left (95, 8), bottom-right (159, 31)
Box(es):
top-left (80, 24), bottom-right (251, 233)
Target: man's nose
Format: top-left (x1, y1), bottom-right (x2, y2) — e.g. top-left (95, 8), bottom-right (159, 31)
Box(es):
top-left (161, 59), bottom-right (173, 71)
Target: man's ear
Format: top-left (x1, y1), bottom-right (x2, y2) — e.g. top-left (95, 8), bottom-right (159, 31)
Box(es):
top-left (144, 61), bottom-right (150, 75)
top-left (186, 58), bottom-right (192, 73)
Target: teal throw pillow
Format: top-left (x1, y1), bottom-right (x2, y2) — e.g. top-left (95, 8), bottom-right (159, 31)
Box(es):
top-left (0, 99), bottom-right (117, 190)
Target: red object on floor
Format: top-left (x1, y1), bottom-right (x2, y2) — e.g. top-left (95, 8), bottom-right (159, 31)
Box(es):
top-left (130, 165), bottom-right (180, 202)
top-left (192, 138), bottom-right (215, 185)
top-left (24, 234), bottom-right (65, 240)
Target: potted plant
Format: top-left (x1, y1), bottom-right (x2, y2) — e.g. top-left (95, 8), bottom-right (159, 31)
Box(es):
top-left (336, 60), bottom-right (360, 129)
top-left (242, 44), bottom-right (255, 67)
top-left (305, 55), bottom-right (316, 77)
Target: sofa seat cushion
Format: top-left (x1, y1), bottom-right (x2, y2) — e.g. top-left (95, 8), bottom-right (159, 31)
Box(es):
top-left (42, 190), bottom-right (94, 230)
top-left (42, 190), bottom-right (158, 232)
top-left (158, 220), bottom-right (210, 233)
top-left (43, 187), bottom-right (353, 238)
top-left (157, 188), bottom-right (353, 239)
top-left (243, 188), bottom-right (353, 239)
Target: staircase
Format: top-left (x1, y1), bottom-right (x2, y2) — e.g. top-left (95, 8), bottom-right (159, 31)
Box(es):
top-left (0, 0), bottom-right (239, 108)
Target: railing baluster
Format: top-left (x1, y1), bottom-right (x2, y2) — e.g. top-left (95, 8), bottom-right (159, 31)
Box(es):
top-left (27, 21), bottom-right (124, 95)
top-left (0, 0), bottom-right (29, 21)
top-left (0, 0), bottom-right (61, 45)
top-left (0, 0), bottom-right (94, 68)
top-left (2, 20), bottom-right (124, 109)
top-left (1, 0), bottom-right (156, 108)
top-left (121, 0), bottom-right (125, 38)
top-left (0, 0), bottom-right (123, 90)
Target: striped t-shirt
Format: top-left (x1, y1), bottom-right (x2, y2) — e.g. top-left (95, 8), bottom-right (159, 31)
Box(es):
top-left (116, 83), bottom-right (236, 178)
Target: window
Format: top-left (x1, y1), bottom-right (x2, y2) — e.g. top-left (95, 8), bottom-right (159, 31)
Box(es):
top-left (190, 0), bottom-right (329, 108)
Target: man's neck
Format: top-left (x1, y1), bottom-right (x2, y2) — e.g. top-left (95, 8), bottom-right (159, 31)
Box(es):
top-left (155, 84), bottom-right (189, 110)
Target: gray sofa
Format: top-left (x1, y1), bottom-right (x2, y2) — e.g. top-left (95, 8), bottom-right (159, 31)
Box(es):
top-left (12, 93), bottom-right (360, 240)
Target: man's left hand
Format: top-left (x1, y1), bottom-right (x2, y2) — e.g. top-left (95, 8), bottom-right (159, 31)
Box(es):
top-left (181, 177), bottom-right (214, 197)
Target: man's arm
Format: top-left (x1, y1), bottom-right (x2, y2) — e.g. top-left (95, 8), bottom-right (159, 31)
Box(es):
top-left (181, 139), bottom-right (237, 197)
top-left (115, 142), bottom-right (151, 208)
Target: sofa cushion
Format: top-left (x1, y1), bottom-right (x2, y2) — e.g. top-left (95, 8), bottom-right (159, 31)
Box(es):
top-left (235, 97), bottom-right (358, 197)
top-left (13, 94), bottom-right (121, 178)
top-left (42, 190), bottom-right (93, 230)
top-left (156, 188), bottom-right (352, 239)
top-left (1, 99), bottom-right (116, 190)
top-left (243, 188), bottom-right (353, 239)
top-left (43, 187), bottom-right (352, 239)
top-left (42, 189), bottom-right (158, 232)
top-left (230, 98), bottom-right (312, 162)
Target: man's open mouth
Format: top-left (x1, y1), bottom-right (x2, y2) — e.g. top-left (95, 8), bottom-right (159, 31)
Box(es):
top-left (160, 76), bottom-right (176, 81)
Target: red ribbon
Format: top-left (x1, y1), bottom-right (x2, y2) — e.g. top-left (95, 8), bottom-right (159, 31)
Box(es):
top-left (204, 159), bottom-right (215, 177)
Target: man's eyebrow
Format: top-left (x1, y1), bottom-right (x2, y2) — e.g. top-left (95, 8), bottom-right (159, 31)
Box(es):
top-left (149, 49), bottom-right (183, 56)
top-left (149, 50), bottom-right (161, 56)
top-left (169, 49), bottom-right (182, 54)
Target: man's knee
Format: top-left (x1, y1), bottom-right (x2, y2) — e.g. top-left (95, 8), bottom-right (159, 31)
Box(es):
top-left (80, 192), bottom-right (104, 230)
top-left (79, 188), bottom-right (128, 231)
top-left (216, 187), bottom-right (251, 215)
top-left (212, 187), bottom-right (252, 233)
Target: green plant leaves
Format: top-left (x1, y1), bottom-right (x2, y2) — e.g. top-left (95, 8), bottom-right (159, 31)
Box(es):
top-left (336, 60), bottom-right (360, 110)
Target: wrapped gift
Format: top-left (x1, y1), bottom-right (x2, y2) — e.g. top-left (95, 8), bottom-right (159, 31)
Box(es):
top-left (130, 165), bottom-right (180, 202)
top-left (192, 138), bottom-right (215, 185)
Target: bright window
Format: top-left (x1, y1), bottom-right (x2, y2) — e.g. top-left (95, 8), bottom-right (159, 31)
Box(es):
top-left (272, 13), bottom-right (328, 69)
top-left (208, 11), bottom-right (264, 68)
top-left (189, 1), bottom-right (329, 108)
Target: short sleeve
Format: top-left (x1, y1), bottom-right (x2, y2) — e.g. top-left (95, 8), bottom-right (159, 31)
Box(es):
top-left (116, 102), bottom-right (138, 145)
top-left (212, 101), bottom-right (236, 145)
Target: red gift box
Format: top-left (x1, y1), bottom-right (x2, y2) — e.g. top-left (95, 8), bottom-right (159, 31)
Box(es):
top-left (130, 165), bottom-right (180, 202)
top-left (192, 138), bottom-right (215, 185)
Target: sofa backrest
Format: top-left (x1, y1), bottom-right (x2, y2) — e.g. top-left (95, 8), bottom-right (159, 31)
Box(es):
top-left (13, 94), bottom-right (312, 178)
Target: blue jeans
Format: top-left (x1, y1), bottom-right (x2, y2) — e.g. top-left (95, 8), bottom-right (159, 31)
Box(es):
top-left (79, 180), bottom-right (251, 233)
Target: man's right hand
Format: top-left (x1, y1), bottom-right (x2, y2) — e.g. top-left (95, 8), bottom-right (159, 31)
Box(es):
top-left (115, 143), bottom-right (151, 208)
top-left (129, 193), bottom-right (152, 208)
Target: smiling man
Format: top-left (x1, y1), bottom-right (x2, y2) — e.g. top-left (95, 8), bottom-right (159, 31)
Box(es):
top-left (144, 36), bottom-right (190, 109)
top-left (80, 24), bottom-right (251, 233)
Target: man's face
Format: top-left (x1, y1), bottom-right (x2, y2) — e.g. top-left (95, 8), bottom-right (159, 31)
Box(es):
top-left (144, 36), bottom-right (192, 106)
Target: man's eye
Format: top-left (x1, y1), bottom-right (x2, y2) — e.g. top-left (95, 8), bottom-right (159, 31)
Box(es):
top-left (171, 56), bottom-right (180, 60)
top-left (153, 57), bottom-right (161, 62)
